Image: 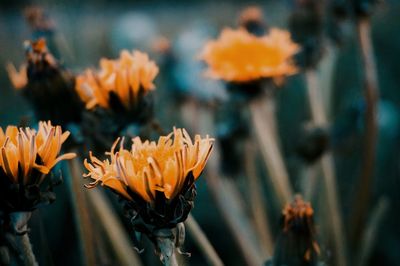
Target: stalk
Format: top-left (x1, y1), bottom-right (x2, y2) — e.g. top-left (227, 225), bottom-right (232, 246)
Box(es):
top-left (86, 189), bottom-right (143, 266)
top-left (155, 230), bottom-right (179, 266)
top-left (67, 158), bottom-right (96, 266)
top-left (206, 152), bottom-right (263, 266)
top-left (18, 233), bottom-right (38, 266)
top-left (185, 214), bottom-right (224, 266)
top-left (305, 69), bottom-right (347, 266)
top-left (350, 17), bottom-right (379, 248)
top-left (244, 140), bottom-right (273, 259)
top-left (356, 197), bottom-right (389, 266)
top-left (249, 93), bottom-right (293, 207)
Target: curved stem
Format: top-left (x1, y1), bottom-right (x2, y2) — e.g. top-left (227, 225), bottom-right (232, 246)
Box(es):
top-left (350, 17), bottom-right (379, 248)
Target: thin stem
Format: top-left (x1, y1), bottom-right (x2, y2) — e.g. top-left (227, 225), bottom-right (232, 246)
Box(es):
top-left (67, 158), bottom-right (96, 266)
top-left (155, 232), bottom-right (179, 266)
top-left (356, 197), bottom-right (389, 266)
top-left (350, 17), bottom-right (380, 248)
top-left (206, 151), bottom-right (263, 266)
top-left (19, 233), bottom-right (38, 266)
top-left (244, 140), bottom-right (273, 259)
top-left (305, 69), bottom-right (347, 266)
top-left (185, 214), bottom-right (224, 266)
top-left (249, 94), bottom-right (293, 207)
top-left (86, 189), bottom-right (143, 266)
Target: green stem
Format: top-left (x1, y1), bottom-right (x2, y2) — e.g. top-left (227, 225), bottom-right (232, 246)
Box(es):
top-left (155, 230), bottom-right (179, 266)
top-left (185, 214), bottom-right (224, 266)
top-left (350, 17), bottom-right (379, 249)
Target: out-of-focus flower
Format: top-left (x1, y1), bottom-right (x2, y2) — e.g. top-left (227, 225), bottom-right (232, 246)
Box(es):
top-left (238, 6), bottom-right (266, 36)
top-left (199, 28), bottom-right (300, 83)
top-left (76, 50), bottom-right (158, 111)
top-left (6, 38), bottom-right (82, 126)
top-left (23, 6), bottom-right (55, 33)
top-left (0, 121), bottom-right (75, 212)
top-left (272, 195), bottom-right (321, 265)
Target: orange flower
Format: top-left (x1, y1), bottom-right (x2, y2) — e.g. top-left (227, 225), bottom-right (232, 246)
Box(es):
top-left (0, 121), bottom-right (76, 184)
top-left (76, 50), bottom-right (159, 110)
top-left (6, 38), bottom-right (57, 90)
top-left (84, 128), bottom-right (214, 202)
top-left (5, 63), bottom-right (28, 90)
top-left (199, 28), bottom-right (300, 82)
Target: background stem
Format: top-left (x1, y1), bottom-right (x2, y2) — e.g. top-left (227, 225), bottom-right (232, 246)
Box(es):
top-left (350, 17), bottom-right (380, 249)
top-left (67, 158), bottom-right (96, 266)
top-left (305, 69), bottom-right (347, 266)
top-left (185, 214), bottom-right (224, 266)
top-left (249, 94), bottom-right (293, 207)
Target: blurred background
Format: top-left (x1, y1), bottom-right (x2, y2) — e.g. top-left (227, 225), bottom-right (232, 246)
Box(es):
top-left (1, 0), bottom-right (400, 265)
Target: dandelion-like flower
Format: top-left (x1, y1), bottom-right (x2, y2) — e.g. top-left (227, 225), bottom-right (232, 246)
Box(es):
top-left (0, 121), bottom-right (76, 212)
top-left (199, 27), bottom-right (300, 83)
top-left (272, 195), bottom-right (321, 265)
top-left (83, 128), bottom-right (213, 259)
top-left (76, 50), bottom-right (159, 111)
top-left (6, 38), bottom-right (82, 125)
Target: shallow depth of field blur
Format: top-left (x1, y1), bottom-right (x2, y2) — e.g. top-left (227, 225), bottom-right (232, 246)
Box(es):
top-left (1, 0), bottom-right (400, 266)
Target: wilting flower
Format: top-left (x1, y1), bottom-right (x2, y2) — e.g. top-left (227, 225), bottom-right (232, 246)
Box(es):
top-left (76, 50), bottom-right (159, 111)
top-left (199, 28), bottom-right (300, 83)
top-left (6, 38), bottom-right (82, 125)
top-left (272, 195), bottom-right (321, 266)
top-left (84, 128), bottom-right (213, 233)
top-left (0, 121), bottom-right (76, 212)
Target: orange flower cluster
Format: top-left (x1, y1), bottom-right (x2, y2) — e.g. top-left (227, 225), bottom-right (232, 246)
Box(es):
top-left (200, 28), bottom-right (300, 82)
top-left (84, 128), bottom-right (213, 202)
top-left (75, 50), bottom-right (159, 110)
top-left (0, 121), bottom-right (76, 184)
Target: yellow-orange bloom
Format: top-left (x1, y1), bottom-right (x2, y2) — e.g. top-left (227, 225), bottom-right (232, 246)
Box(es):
top-left (199, 28), bottom-right (300, 82)
top-left (0, 121), bottom-right (76, 184)
top-left (76, 50), bottom-right (159, 110)
top-left (84, 128), bottom-right (214, 202)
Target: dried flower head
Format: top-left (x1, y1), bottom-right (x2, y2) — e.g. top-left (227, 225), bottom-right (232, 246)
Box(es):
top-left (199, 28), bottom-right (300, 83)
top-left (76, 50), bottom-right (159, 111)
top-left (6, 39), bottom-right (82, 125)
top-left (272, 195), bottom-right (321, 265)
top-left (0, 121), bottom-right (76, 212)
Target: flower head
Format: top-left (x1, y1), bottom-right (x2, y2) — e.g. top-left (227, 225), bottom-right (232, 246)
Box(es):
top-left (199, 28), bottom-right (300, 83)
top-left (76, 50), bottom-right (159, 111)
top-left (0, 121), bottom-right (76, 211)
top-left (6, 39), bottom-right (82, 125)
top-left (272, 195), bottom-right (320, 265)
top-left (84, 128), bottom-right (213, 203)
